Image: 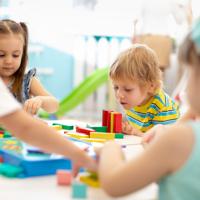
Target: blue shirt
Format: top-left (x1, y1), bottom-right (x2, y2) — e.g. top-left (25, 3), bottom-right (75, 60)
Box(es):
top-left (159, 121), bottom-right (200, 200)
top-left (8, 68), bottom-right (36, 103)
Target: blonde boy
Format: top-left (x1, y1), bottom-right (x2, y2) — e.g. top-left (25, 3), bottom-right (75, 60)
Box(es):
top-left (110, 44), bottom-right (179, 135)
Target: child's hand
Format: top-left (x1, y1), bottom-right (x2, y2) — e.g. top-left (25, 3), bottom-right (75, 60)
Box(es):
top-left (122, 121), bottom-right (142, 136)
top-left (72, 157), bottom-right (97, 177)
top-left (23, 97), bottom-right (43, 115)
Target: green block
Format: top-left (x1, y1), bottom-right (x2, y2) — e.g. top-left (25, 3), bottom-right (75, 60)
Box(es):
top-left (115, 133), bottom-right (124, 139)
top-left (3, 131), bottom-right (12, 138)
top-left (52, 123), bottom-right (74, 130)
top-left (0, 127), bottom-right (5, 131)
top-left (71, 181), bottom-right (87, 199)
top-left (0, 163), bottom-right (23, 177)
top-left (87, 125), bottom-right (107, 132)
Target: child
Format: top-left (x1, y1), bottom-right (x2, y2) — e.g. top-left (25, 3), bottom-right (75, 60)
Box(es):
top-left (109, 44), bottom-right (179, 135)
top-left (0, 77), bottom-right (96, 173)
top-left (0, 19), bottom-right (59, 115)
top-left (98, 19), bottom-right (200, 199)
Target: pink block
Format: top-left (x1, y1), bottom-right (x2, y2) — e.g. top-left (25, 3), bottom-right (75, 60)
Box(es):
top-left (56, 170), bottom-right (71, 185)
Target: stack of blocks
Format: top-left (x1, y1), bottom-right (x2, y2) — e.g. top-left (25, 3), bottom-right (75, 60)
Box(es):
top-left (65, 110), bottom-right (123, 143)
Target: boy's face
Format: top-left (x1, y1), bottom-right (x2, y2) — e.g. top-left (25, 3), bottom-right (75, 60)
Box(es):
top-left (112, 78), bottom-right (152, 110)
top-left (0, 34), bottom-right (23, 79)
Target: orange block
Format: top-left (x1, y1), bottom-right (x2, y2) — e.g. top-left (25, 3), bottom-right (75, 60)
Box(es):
top-left (56, 170), bottom-right (71, 185)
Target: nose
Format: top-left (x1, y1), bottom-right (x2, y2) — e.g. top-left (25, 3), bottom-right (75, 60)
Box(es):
top-left (5, 55), bottom-right (13, 64)
top-left (116, 89), bottom-right (125, 99)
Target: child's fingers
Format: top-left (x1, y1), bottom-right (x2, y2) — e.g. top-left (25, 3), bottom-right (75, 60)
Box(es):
top-left (72, 163), bottom-right (81, 177)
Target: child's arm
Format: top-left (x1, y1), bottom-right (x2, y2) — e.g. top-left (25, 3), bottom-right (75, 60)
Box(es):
top-left (99, 124), bottom-right (193, 197)
top-left (0, 110), bottom-right (96, 172)
top-left (24, 77), bottom-right (59, 114)
top-left (177, 108), bottom-right (196, 123)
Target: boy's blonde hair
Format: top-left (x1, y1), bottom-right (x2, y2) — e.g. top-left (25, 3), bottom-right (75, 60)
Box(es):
top-left (110, 44), bottom-right (162, 92)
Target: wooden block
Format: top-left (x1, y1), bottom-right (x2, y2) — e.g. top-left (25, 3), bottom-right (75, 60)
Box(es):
top-left (52, 123), bottom-right (74, 130)
top-left (90, 132), bottom-right (115, 140)
top-left (51, 125), bottom-right (62, 131)
top-left (76, 126), bottom-right (95, 135)
top-left (113, 112), bottom-right (122, 133)
top-left (110, 112), bottom-right (114, 133)
top-left (71, 181), bottom-right (87, 199)
top-left (87, 125), bottom-right (107, 132)
top-left (67, 133), bottom-right (89, 139)
top-left (115, 133), bottom-right (124, 139)
top-left (79, 174), bottom-right (100, 188)
top-left (56, 170), bottom-right (71, 185)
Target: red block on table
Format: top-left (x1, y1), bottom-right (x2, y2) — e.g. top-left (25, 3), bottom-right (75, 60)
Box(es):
top-left (113, 113), bottom-right (122, 133)
top-left (102, 110), bottom-right (112, 127)
top-left (56, 170), bottom-right (71, 185)
top-left (76, 126), bottom-right (95, 135)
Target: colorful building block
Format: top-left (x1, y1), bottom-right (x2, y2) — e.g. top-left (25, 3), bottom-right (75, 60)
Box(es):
top-left (113, 112), bottom-right (122, 133)
top-left (51, 125), bottom-right (62, 131)
top-left (110, 112), bottom-right (115, 133)
top-left (90, 132), bottom-right (115, 140)
top-left (56, 170), bottom-right (71, 185)
top-left (76, 126), bottom-right (95, 135)
top-left (87, 125), bottom-right (107, 132)
top-left (71, 181), bottom-right (87, 199)
top-left (115, 133), bottom-right (124, 139)
top-left (102, 110), bottom-right (112, 127)
top-left (0, 163), bottom-right (23, 177)
top-left (52, 123), bottom-right (74, 130)
top-left (67, 133), bottom-right (89, 139)
top-left (79, 173), bottom-right (100, 188)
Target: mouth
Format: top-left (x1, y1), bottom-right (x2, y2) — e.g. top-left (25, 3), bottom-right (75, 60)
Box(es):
top-left (120, 101), bottom-right (128, 106)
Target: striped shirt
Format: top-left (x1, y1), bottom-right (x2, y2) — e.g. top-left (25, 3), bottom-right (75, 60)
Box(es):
top-left (125, 90), bottom-right (180, 133)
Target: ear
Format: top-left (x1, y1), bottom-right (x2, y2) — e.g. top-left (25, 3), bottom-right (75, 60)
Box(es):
top-left (148, 83), bottom-right (156, 94)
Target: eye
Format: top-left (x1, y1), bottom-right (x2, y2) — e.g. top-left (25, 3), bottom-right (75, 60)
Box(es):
top-left (13, 54), bottom-right (20, 58)
top-left (125, 88), bottom-right (133, 92)
top-left (113, 86), bottom-right (119, 91)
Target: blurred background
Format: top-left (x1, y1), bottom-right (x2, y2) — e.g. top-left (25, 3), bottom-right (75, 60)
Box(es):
top-left (0, 0), bottom-right (199, 120)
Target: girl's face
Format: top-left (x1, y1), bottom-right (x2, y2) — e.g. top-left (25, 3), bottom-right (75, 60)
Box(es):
top-left (112, 78), bottom-right (154, 110)
top-left (0, 34), bottom-right (24, 80)
top-left (187, 67), bottom-right (200, 115)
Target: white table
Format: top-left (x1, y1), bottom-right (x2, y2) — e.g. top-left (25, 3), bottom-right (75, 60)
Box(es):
top-left (0, 120), bottom-right (158, 200)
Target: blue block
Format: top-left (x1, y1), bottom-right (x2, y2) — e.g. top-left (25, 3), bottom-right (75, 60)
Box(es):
top-left (72, 181), bottom-right (87, 199)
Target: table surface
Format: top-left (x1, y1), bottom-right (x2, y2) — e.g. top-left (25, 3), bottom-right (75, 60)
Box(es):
top-left (0, 120), bottom-right (158, 200)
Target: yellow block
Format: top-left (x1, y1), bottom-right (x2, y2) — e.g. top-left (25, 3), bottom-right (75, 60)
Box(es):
top-left (0, 134), bottom-right (3, 138)
top-left (90, 132), bottom-right (115, 140)
top-left (79, 175), bottom-right (100, 188)
top-left (81, 138), bottom-right (106, 143)
top-left (110, 112), bottom-right (114, 133)
top-left (51, 125), bottom-right (62, 130)
top-left (67, 133), bottom-right (89, 139)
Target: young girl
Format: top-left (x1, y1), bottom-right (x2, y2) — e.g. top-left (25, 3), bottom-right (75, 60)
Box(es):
top-left (110, 44), bottom-right (179, 136)
top-left (0, 78), bottom-right (96, 173)
top-left (0, 19), bottom-right (59, 115)
top-left (98, 19), bottom-right (200, 199)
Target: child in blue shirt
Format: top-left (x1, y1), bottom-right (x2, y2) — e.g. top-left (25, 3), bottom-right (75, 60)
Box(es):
top-left (98, 18), bottom-right (200, 200)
